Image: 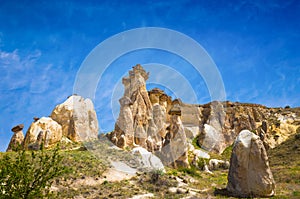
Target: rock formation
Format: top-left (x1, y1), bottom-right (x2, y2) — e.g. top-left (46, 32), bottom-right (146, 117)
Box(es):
top-left (6, 124), bottom-right (25, 151)
top-left (190, 101), bottom-right (300, 153)
top-left (108, 64), bottom-right (188, 168)
top-left (6, 95), bottom-right (99, 151)
top-left (50, 95), bottom-right (99, 142)
top-left (110, 64), bottom-right (152, 148)
top-left (155, 102), bottom-right (189, 167)
top-left (23, 117), bottom-right (63, 149)
top-left (227, 130), bottom-right (275, 197)
top-left (107, 64), bottom-right (300, 168)
top-left (131, 147), bottom-right (165, 172)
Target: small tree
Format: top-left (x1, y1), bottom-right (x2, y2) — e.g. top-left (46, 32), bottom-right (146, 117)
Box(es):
top-left (0, 145), bottom-right (66, 198)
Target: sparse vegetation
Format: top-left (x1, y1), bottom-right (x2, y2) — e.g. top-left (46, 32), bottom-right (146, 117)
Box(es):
top-left (196, 157), bottom-right (206, 170)
top-left (0, 145), bottom-right (66, 199)
top-left (1, 132), bottom-right (299, 198)
top-left (192, 136), bottom-right (201, 150)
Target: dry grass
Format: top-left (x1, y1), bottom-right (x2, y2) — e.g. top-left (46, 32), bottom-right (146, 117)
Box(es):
top-left (2, 132), bottom-right (299, 198)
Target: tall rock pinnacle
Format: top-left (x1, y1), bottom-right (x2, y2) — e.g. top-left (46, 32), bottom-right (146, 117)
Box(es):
top-left (107, 64), bottom-right (189, 168)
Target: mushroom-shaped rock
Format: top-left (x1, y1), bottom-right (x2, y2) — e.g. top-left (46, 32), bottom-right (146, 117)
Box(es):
top-left (7, 124), bottom-right (25, 151)
top-left (227, 130), bottom-right (275, 197)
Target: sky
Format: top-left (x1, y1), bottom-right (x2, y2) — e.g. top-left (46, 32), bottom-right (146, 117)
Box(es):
top-left (0, 0), bottom-right (299, 151)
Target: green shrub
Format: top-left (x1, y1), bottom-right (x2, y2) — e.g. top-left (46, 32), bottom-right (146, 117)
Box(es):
top-left (192, 136), bottom-right (201, 150)
top-left (221, 144), bottom-right (233, 160)
top-left (178, 166), bottom-right (200, 178)
top-left (150, 169), bottom-right (164, 183)
top-left (0, 145), bottom-right (66, 199)
top-left (197, 158), bottom-right (206, 170)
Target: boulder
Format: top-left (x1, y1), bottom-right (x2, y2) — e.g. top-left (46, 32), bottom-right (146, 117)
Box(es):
top-left (11, 124), bottom-right (24, 133)
top-left (184, 125), bottom-right (199, 139)
top-left (7, 124), bottom-right (25, 151)
top-left (23, 117), bottom-right (62, 149)
top-left (191, 148), bottom-right (210, 169)
top-left (51, 95), bottom-right (99, 142)
top-left (208, 159), bottom-right (229, 170)
top-left (132, 147), bottom-right (165, 172)
top-left (193, 149), bottom-right (210, 159)
top-left (198, 124), bottom-right (225, 153)
top-left (227, 130), bottom-right (275, 197)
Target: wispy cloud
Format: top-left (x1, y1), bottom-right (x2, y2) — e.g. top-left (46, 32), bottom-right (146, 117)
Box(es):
top-left (0, 49), bottom-right (74, 151)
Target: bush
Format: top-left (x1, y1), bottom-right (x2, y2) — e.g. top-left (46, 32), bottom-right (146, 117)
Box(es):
top-left (150, 169), bottom-right (164, 183)
top-left (0, 145), bottom-right (66, 198)
top-left (197, 158), bottom-right (206, 170)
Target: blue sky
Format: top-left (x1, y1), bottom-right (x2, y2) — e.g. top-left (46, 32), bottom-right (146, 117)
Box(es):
top-left (0, 0), bottom-right (299, 151)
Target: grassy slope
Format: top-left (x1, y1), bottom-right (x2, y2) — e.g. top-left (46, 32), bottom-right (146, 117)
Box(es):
top-left (1, 133), bottom-right (299, 198)
top-left (268, 132), bottom-right (300, 198)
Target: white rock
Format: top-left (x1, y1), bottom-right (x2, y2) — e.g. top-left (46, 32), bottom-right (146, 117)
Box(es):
top-left (132, 147), bottom-right (165, 172)
top-left (51, 95), bottom-right (98, 142)
top-left (193, 149), bottom-right (210, 159)
top-left (227, 130), bottom-right (275, 197)
top-left (184, 125), bottom-right (200, 139)
top-left (200, 124), bottom-right (225, 152)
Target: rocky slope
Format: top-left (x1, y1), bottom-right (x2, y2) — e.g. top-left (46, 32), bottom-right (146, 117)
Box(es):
top-left (184, 101), bottom-right (300, 153)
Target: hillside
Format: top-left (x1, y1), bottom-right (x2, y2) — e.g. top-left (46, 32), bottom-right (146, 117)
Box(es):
top-left (3, 129), bottom-right (292, 199)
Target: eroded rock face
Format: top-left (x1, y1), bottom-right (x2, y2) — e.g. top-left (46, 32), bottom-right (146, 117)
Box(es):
top-left (227, 130), bottom-right (275, 197)
top-left (23, 117), bottom-right (62, 149)
top-left (108, 64), bottom-right (188, 168)
top-left (194, 102), bottom-right (300, 153)
top-left (110, 64), bottom-right (152, 148)
top-left (108, 64), bottom-right (299, 168)
top-left (51, 95), bottom-right (99, 142)
top-left (7, 124), bottom-right (25, 151)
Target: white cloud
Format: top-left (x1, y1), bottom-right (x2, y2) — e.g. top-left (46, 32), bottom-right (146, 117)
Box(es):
top-left (0, 49), bottom-right (43, 91)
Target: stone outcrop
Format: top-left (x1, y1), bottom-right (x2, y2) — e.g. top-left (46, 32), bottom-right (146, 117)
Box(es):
top-left (23, 117), bottom-right (63, 149)
top-left (51, 95), bottom-right (99, 142)
top-left (227, 130), bottom-right (275, 197)
top-left (6, 95), bottom-right (99, 151)
top-left (110, 64), bottom-right (152, 148)
top-left (159, 104), bottom-right (188, 167)
top-left (208, 159), bottom-right (229, 170)
top-left (7, 124), bottom-right (25, 151)
top-left (189, 101), bottom-right (300, 153)
top-left (108, 64), bottom-right (188, 168)
top-left (132, 147), bottom-right (165, 172)
top-left (108, 64), bottom-right (300, 167)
